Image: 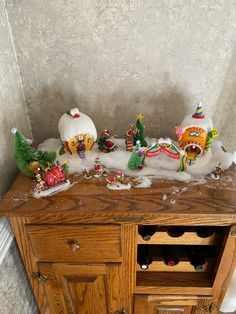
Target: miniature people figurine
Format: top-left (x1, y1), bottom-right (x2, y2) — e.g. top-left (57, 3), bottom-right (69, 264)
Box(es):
top-left (83, 168), bottom-right (92, 180)
top-left (93, 157), bottom-right (104, 177)
top-left (76, 134), bottom-right (86, 159)
top-left (211, 163), bottom-right (223, 180)
top-left (98, 129), bottom-right (116, 152)
top-left (115, 172), bottom-right (125, 184)
top-left (106, 172), bottom-right (131, 190)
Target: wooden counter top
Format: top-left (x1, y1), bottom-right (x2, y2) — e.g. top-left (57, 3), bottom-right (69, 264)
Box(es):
top-left (0, 167), bottom-right (235, 225)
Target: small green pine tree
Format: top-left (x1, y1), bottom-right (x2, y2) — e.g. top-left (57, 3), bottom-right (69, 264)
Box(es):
top-left (128, 141), bottom-right (145, 170)
top-left (12, 128), bottom-right (56, 177)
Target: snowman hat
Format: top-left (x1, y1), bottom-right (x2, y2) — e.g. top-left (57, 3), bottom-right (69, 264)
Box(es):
top-left (192, 102), bottom-right (205, 119)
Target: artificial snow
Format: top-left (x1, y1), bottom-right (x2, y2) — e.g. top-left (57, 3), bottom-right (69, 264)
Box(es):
top-left (134, 176), bottom-right (152, 189)
top-left (38, 137), bottom-right (234, 183)
top-left (107, 182), bottom-right (132, 190)
top-left (32, 179), bottom-right (71, 199)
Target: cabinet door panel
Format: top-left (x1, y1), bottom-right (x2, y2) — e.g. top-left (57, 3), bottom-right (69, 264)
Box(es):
top-left (38, 263), bottom-right (108, 314)
top-left (134, 295), bottom-right (196, 314)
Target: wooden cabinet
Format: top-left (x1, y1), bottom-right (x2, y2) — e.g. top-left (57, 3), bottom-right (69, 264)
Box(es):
top-left (0, 169), bottom-right (236, 314)
top-left (37, 263), bottom-right (110, 314)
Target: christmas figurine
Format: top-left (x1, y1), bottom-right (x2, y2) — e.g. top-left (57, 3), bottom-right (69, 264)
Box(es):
top-left (211, 163), bottom-right (223, 180)
top-left (76, 134), bottom-right (86, 159)
top-left (11, 128), bottom-right (56, 177)
top-left (98, 129), bottom-right (116, 153)
top-left (93, 157), bottom-right (105, 178)
top-left (125, 124), bottom-right (136, 152)
top-left (83, 168), bottom-right (92, 180)
top-left (58, 108), bottom-right (97, 155)
top-left (128, 141), bottom-right (146, 170)
top-left (145, 137), bottom-right (188, 172)
top-left (175, 102), bottom-right (218, 163)
top-left (106, 172), bottom-right (131, 190)
top-left (33, 161), bottom-right (70, 198)
top-left (133, 113), bottom-right (148, 147)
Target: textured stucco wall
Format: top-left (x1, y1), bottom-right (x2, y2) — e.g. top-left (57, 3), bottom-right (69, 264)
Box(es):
top-left (0, 0), bottom-right (37, 313)
top-left (5, 0), bottom-right (236, 151)
top-left (0, 1), bottom-right (235, 313)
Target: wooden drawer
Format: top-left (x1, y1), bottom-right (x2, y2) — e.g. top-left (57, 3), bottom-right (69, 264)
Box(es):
top-left (26, 224), bottom-right (122, 262)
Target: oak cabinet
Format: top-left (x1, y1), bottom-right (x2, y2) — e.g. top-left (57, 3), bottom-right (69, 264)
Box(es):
top-left (0, 170), bottom-right (235, 314)
top-left (37, 263), bottom-right (110, 314)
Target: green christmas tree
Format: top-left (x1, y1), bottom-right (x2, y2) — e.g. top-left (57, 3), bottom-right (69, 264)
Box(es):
top-left (128, 141), bottom-right (145, 170)
top-left (133, 113), bottom-right (148, 147)
top-left (11, 128), bottom-right (56, 177)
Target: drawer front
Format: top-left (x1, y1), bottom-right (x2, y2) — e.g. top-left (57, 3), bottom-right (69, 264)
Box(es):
top-left (26, 224), bottom-right (122, 262)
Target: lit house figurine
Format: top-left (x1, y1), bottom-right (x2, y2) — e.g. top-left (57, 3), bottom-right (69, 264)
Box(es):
top-left (58, 108), bottom-right (97, 156)
top-left (175, 102), bottom-right (218, 163)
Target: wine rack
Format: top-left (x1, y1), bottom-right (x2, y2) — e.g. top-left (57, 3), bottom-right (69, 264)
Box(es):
top-left (136, 225), bottom-right (228, 294)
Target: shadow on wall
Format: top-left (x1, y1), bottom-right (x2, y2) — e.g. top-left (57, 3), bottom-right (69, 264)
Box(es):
top-left (28, 83), bottom-right (190, 144)
top-left (214, 46), bottom-right (236, 151)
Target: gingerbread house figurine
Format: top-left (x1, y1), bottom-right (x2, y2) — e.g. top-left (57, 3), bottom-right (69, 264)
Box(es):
top-left (58, 108), bottom-right (97, 155)
top-left (175, 102), bottom-right (218, 161)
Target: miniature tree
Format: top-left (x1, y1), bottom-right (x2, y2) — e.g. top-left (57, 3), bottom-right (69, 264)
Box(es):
top-left (11, 128), bottom-right (56, 177)
top-left (128, 141), bottom-right (145, 170)
top-left (133, 113), bottom-right (148, 147)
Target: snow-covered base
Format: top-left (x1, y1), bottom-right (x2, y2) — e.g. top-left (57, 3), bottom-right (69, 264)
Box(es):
top-left (107, 182), bottom-right (131, 190)
top-left (38, 137), bottom-right (234, 183)
top-left (33, 180), bottom-right (71, 198)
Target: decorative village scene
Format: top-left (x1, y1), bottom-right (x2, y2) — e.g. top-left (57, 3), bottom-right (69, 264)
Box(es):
top-left (11, 103), bottom-right (235, 198)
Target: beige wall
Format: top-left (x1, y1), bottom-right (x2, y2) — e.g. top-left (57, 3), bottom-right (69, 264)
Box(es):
top-left (0, 0), bottom-right (37, 313)
top-left (0, 1), bottom-right (235, 313)
top-left (5, 0), bottom-right (236, 151)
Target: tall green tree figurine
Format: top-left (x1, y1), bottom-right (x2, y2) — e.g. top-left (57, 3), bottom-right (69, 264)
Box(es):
top-left (133, 113), bottom-right (148, 147)
top-left (128, 141), bottom-right (145, 170)
top-left (11, 128), bottom-right (56, 177)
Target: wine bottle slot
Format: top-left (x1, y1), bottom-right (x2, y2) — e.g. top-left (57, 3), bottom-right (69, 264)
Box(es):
top-left (188, 247), bottom-right (207, 272)
top-left (166, 226), bottom-right (184, 238)
top-left (138, 225), bottom-right (156, 241)
top-left (162, 246), bottom-right (179, 266)
top-left (196, 227), bottom-right (214, 238)
top-left (137, 245), bottom-right (153, 270)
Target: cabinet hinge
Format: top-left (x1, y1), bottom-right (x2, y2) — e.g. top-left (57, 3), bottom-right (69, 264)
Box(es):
top-left (230, 225), bottom-right (236, 238)
top-left (195, 303), bottom-right (217, 313)
top-left (32, 272), bottom-right (49, 282)
top-left (115, 308), bottom-right (129, 314)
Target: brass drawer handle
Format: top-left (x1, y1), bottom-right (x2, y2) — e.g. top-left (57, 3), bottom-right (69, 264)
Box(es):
top-left (69, 240), bottom-right (80, 251)
top-left (113, 217), bottom-right (143, 223)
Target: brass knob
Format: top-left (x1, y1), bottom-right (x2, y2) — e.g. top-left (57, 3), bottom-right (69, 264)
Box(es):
top-left (231, 225), bottom-right (236, 238)
top-left (69, 240), bottom-right (80, 251)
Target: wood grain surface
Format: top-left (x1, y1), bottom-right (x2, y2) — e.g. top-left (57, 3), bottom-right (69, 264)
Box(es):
top-left (0, 167), bottom-right (235, 225)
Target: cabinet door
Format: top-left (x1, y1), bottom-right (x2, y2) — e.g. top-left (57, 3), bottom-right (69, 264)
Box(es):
top-left (134, 295), bottom-right (197, 314)
top-left (38, 263), bottom-right (109, 314)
